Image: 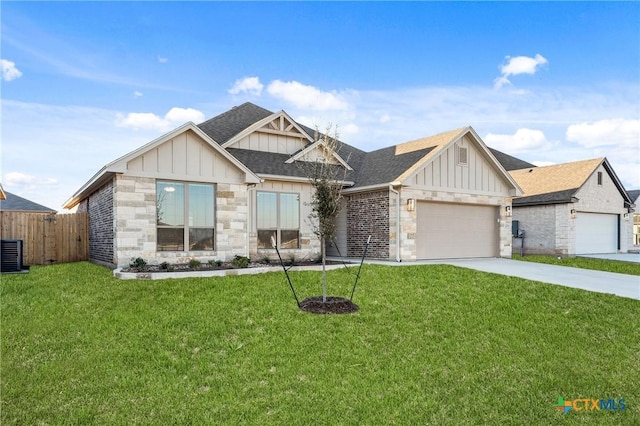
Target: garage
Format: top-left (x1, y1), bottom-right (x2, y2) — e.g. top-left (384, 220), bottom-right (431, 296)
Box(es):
top-left (416, 201), bottom-right (498, 259)
top-left (575, 212), bottom-right (618, 254)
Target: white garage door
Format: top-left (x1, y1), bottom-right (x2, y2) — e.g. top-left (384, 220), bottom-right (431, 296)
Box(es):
top-left (416, 202), bottom-right (498, 259)
top-left (575, 213), bottom-right (618, 254)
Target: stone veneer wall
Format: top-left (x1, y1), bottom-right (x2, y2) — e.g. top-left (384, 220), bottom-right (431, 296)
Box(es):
top-left (512, 204), bottom-right (572, 255)
top-left (112, 176), bottom-right (250, 267)
top-left (77, 178), bottom-right (115, 267)
top-left (347, 191), bottom-right (389, 258)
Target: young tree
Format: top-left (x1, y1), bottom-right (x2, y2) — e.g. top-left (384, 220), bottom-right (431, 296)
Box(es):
top-left (297, 125), bottom-right (348, 302)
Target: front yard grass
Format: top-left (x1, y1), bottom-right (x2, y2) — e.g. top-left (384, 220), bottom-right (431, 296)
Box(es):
top-left (513, 254), bottom-right (640, 276)
top-left (2, 262), bottom-right (638, 424)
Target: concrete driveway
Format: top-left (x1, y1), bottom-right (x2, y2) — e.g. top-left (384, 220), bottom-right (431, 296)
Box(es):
top-left (436, 258), bottom-right (640, 300)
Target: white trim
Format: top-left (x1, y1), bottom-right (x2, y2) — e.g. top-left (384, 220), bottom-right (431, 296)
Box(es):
top-left (258, 173), bottom-right (354, 186)
top-left (63, 122), bottom-right (261, 209)
top-left (221, 110), bottom-right (313, 148)
top-left (343, 181), bottom-right (401, 194)
top-left (285, 140), bottom-right (353, 171)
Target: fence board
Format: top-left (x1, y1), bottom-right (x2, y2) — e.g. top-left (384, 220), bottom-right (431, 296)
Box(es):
top-left (0, 212), bottom-right (88, 265)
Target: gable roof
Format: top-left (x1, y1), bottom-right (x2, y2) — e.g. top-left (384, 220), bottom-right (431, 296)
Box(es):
top-left (628, 189), bottom-right (640, 204)
top-left (0, 191), bottom-right (56, 213)
top-left (510, 157), bottom-right (632, 206)
top-left (64, 122), bottom-right (261, 209)
top-left (346, 127), bottom-right (521, 194)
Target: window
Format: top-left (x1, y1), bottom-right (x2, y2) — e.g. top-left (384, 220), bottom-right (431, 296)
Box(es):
top-left (156, 181), bottom-right (215, 251)
top-left (257, 192), bottom-right (300, 249)
top-left (597, 171), bottom-right (603, 185)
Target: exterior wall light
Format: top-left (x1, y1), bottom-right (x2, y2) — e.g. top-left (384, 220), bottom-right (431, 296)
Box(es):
top-left (623, 213), bottom-right (629, 220)
top-left (570, 208), bottom-right (577, 218)
top-left (407, 198), bottom-right (416, 212)
top-left (505, 206), bottom-right (512, 217)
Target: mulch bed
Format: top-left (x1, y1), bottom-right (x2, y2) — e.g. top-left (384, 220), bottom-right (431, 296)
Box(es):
top-left (299, 296), bottom-right (359, 314)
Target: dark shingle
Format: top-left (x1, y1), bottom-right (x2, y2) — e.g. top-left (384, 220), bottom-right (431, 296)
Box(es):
top-left (197, 102), bottom-right (273, 144)
top-left (489, 148), bottom-right (536, 171)
top-left (512, 188), bottom-right (578, 207)
top-left (627, 189), bottom-right (640, 203)
top-left (0, 191), bottom-right (56, 212)
top-left (353, 145), bottom-right (435, 187)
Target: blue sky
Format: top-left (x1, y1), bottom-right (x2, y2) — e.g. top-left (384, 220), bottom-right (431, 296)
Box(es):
top-left (1, 1), bottom-right (639, 210)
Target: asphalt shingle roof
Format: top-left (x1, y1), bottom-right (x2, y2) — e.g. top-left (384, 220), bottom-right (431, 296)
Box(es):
top-left (628, 189), bottom-right (640, 204)
top-left (509, 158), bottom-right (602, 199)
top-left (489, 148), bottom-right (536, 171)
top-left (512, 188), bottom-right (579, 207)
top-left (197, 103), bottom-right (528, 189)
top-left (198, 102), bottom-right (273, 144)
top-left (0, 191), bottom-right (56, 212)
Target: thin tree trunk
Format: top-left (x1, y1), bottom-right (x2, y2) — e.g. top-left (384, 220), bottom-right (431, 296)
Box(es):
top-left (321, 236), bottom-right (327, 302)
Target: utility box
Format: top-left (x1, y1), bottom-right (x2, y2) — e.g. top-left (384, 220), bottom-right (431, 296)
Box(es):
top-left (1, 239), bottom-right (24, 273)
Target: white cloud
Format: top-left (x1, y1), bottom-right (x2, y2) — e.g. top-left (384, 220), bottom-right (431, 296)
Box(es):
top-left (494, 54), bottom-right (548, 88)
top-left (484, 128), bottom-right (550, 154)
top-left (267, 80), bottom-right (349, 111)
top-left (116, 107), bottom-right (205, 131)
top-left (1, 59), bottom-right (23, 81)
top-left (229, 77), bottom-right (264, 96)
top-left (4, 171), bottom-right (57, 186)
top-left (158, 55), bottom-right (168, 63)
top-left (133, 91), bottom-right (143, 98)
top-left (565, 118), bottom-right (640, 148)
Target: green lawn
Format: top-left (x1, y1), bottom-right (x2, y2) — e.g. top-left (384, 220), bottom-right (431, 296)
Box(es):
top-left (2, 262), bottom-right (638, 424)
top-left (513, 254), bottom-right (640, 276)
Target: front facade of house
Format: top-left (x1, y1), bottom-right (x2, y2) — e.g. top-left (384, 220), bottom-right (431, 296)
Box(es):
top-left (66, 103), bottom-right (522, 268)
top-left (509, 159), bottom-right (633, 256)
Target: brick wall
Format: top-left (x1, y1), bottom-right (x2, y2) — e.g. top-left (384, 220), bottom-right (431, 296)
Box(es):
top-left (79, 178), bottom-right (115, 267)
top-left (347, 191), bottom-right (389, 258)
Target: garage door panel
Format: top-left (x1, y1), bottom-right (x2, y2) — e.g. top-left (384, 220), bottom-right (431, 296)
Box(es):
top-left (575, 213), bottom-right (617, 254)
top-left (416, 202), bottom-right (498, 259)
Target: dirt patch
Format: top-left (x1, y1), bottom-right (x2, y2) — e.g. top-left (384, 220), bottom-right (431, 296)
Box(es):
top-left (299, 296), bottom-right (359, 314)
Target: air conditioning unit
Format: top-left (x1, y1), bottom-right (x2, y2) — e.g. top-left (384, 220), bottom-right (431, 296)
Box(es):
top-left (1, 239), bottom-right (24, 273)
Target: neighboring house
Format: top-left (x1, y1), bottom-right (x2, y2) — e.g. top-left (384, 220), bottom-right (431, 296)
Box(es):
top-left (0, 183), bottom-right (6, 200)
top-left (64, 102), bottom-right (522, 268)
top-left (628, 189), bottom-right (640, 246)
top-left (0, 191), bottom-right (57, 214)
top-left (509, 158), bottom-right (633, 256)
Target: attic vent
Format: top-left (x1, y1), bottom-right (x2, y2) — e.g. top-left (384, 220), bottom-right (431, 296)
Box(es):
top-left (1, 239), bottom-right (23, 273)
top-left (456, 144), bottom-right (468, 166)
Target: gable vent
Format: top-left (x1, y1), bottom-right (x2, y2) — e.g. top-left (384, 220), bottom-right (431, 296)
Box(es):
top-left (456, 144), bottom-right (468, 166)
top-left (1, 239), bottom-right (23, 273)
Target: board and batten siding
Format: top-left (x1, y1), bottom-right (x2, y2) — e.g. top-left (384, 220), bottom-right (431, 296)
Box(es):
top-left (234, 131), bottom-right (307, 155)
top-left (407, 136), bottom-right (510, 194)
top-left (125, 130), bottom-right (246, 183)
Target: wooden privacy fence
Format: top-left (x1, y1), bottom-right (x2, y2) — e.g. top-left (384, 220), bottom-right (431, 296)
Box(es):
top-left (0, 212), bottom-right (88, 265)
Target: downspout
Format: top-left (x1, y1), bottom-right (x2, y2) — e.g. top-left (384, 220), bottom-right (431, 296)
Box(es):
top-left (389, 185), bottom-right (401, 262)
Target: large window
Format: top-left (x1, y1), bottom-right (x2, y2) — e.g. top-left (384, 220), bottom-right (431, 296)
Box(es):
top-left (257, 192), bottom-right (300, 249)
top-left (156, 181), bottom-right (215, 251)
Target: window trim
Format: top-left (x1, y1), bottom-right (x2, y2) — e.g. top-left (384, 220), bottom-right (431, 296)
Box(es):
top-left (256, 191), bottom-right (301, 250)
top-left (156, 180), bottom-right (216, 252)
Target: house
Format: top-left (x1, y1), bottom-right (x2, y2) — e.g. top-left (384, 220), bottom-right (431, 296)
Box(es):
top-left (0, 190), bottom-right (56, 214)
top-left (509, 158), bottom-right (634, 256)
top-left (628, 189), bottom-right (640, 246)
top-left (64, 102), bottom-right (522, 268)
top-left (0, 183), bottom-right (6, 200)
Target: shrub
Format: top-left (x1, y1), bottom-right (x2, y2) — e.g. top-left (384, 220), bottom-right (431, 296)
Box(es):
top-left (231, 255), bottom-right (249, 269)
top-left (160, 262), bottom-right (173, 272)
top-left (129, 257), bottom-right (148, 271)
top-left (188, 259), bottom-right (202, 269)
